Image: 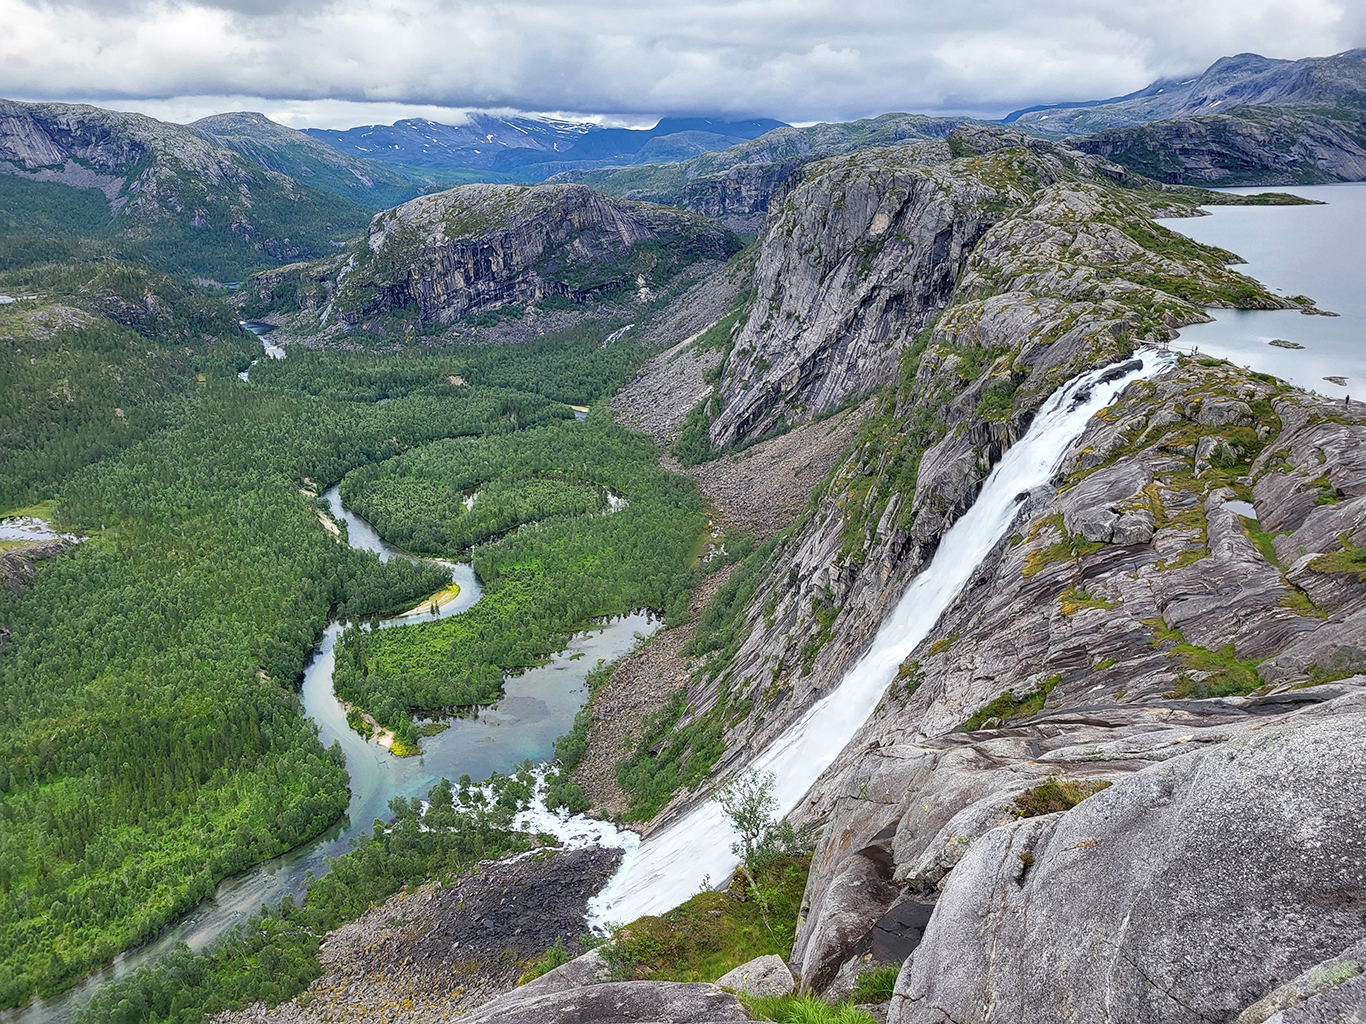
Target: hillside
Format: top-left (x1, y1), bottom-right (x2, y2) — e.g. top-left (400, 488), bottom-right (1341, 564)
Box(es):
top-left (548, 113), bottom-right (980, 229)
top-left (1075, 105), bottom-right (1366, 185)
top-left (585, 124), bottom-right (1311, 826)
top-left (0, 99), bottom-right (371, 280)
top-left (190, 112), bottom-right (438, 209)
top-left (302, 113), bottom-right (596, 171)
top-left (3, 85), bottom-right (1365, 1024)
top-left (302, 114), bottom-right (788, 182)
top-left (242, 182), bottom-right (740, 334)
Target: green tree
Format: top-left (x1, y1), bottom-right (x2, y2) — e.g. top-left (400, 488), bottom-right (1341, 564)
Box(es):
top-left (715, 770), bottom-right (811, 870)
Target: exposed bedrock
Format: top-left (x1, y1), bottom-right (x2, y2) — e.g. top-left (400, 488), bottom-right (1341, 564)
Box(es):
top-left (885, 692), bottom-right (1366, 1024)
top-left (462, 979), bottom-right (750, 1024)
top-left (636, 130), bottom-right (1305, 838)
top-left (679, 157), bottom-right (810, 232)
top-left (781, 363), bottom-right (1366, 1012)
top-left (247, 183), bottom-right (738, 329)
top-left (704, 143), bottom-right (990, 450)
top-left (1076, 109), bottom-right (1366, 186)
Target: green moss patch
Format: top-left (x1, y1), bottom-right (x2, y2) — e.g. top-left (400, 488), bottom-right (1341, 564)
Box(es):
top-left (1014, 777), bottom-right (1112, 818)
top-left (959, 673), bottom-right (1061, 732)
top-left (1311, 535), bottom-right (1366, 581)
top-left (1166, 642), bottom-right (1263, 698)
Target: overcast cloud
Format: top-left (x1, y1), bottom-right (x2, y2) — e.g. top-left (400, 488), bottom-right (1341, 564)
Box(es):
top-left (2, 0), bottom-right (1363, 128)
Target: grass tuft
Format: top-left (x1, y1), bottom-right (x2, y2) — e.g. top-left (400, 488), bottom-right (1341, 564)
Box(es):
top-left (742, 993), bottom-right (879, 1024)
top-left (852, 963), bottom-right (901, 1003)
top-left (1014, 777), bottom-right (1112, 818)
top-left (598, 857), bottom-right (810, 985)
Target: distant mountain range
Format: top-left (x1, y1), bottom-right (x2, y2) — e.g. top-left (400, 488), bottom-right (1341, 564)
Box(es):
top-left (192, 111), bottom-right (441, 208)
top-left (1007, 49), bottom-right (1366, 134)
top-left (302, 115), bottom-right (788, 180)
top-left (3, 48), bottom-right (1364, 284)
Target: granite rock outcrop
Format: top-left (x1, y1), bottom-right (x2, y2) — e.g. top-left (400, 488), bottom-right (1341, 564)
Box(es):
top-left (1077, 108), bottom-right (1366, 186)
top-left (245, 183), bottom-right (739, 332)
top-left (628, 129), bottom-right (1306, 840)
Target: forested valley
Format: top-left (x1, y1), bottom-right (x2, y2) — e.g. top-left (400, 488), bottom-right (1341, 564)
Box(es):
top-left (0, 245), bottom-right (710, 1012)
top-left (333, 415), bottom-right (708, 747)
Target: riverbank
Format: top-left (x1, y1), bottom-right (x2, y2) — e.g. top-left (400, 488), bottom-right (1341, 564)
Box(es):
top-left (396, 580), bottom-right (462, 618)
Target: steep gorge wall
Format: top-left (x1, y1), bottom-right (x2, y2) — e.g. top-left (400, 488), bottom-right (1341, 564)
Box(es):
top-left (245, 183), bottom-right (739, 330)
top-left (631, 129), bottom-right (1304, 838)
top-left (785, 363), bottom-right (1366, 995)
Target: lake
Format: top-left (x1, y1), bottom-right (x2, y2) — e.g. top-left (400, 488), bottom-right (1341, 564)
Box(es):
top-left (1157, 183), bottom-right (1366, 397)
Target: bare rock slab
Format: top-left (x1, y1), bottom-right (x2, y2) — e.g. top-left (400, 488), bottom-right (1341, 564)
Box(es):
top-left (715, 954), bottom-right (796, 998)
top-left (461, 980), bottom-right (750, 1024)
top-left (888, 695), bottom-right (1366, 1024)
top-left (514, 948), bottom-right (611, 999)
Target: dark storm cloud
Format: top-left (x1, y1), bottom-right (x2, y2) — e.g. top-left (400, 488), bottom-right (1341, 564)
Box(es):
top-left (2, 0), bottom-right (1363, 123)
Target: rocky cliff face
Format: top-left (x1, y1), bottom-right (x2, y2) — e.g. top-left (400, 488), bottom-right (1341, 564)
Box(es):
top-left (548, 114), bottom-right (979, 227)
top-left (609, 127), bottom-right (1315, 849)
top-left (879, 688), bottom-right (1366, 1023)
top-left (696, 126), bottom-right (1300, 453)
top-left (601, 134), bottom-right (1333, 906)
top-left (782, 364), bottom-right (1366, 999)
top-left (1077, 107), bottom-right (1366, 185)
top-left (243, 183), bottom-right (739, 332)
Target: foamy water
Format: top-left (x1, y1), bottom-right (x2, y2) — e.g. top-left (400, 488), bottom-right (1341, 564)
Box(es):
top-left (585, 352), bottom-right (1175, 925)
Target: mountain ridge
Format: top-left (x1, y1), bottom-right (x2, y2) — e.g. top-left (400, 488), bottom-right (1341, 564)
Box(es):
top-left (0, 98), bottom-right (372, 279)
top-left (1010, 48), bottom-right (1366, 134)
top-left (300, 114), bottom-right (788, 180)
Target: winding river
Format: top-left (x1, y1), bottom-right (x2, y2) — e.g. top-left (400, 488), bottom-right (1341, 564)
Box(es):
top-left (6, 454), bottom-right (658, 1023)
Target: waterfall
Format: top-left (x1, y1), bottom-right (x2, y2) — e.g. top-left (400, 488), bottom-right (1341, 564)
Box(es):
top-left (587, 352), bottom-right (1174, 927)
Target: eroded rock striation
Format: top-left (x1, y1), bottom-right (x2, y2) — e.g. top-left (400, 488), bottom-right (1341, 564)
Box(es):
top-left (883, 690), bottom-right (1366, 1023)
top-left (592, 124), bottom-right (1364, 1022)
top-left (622, 126), bottom-right (1307, 842)
top-left (1077, 108), bottom-right (1366, 186)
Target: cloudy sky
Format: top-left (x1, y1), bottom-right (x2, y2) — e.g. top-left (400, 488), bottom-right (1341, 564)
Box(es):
top-left (2, 0), bottom-right (1363, 128)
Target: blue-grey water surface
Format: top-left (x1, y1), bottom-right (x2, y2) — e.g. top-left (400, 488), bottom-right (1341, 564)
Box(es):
top-left (1158, 183), bottom-right (1366, 396)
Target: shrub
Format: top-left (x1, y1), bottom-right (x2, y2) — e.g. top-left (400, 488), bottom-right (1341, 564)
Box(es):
top-left (517, 937), bottom-right (571, 985)
top-left (1013, 777), bottom-right (1112, 818)
top-left (716, 770), bottom-right (814, 869)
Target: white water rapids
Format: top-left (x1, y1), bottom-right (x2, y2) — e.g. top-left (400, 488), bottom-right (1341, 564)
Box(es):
top-left (574, 351), bottom-right (1174, 926)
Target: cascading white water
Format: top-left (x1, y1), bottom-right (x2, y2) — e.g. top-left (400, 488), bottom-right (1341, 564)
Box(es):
top-left (587, 352), bottom-right (1175, 927)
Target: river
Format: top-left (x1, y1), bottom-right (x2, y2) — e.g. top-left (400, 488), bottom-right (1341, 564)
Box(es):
top-left (237, 320), bottom-right (285, 380)
top-left (1158, 183), bottom-right (1366, 396)
top-left (5, 487), bottom-right (659, 1024)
